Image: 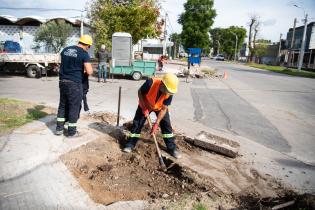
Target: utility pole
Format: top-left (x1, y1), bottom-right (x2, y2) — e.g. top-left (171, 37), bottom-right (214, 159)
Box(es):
top-left (80, 10), bottom-right (84, 36)
top-left (162, 13), bottom-right (167, 56)
top-left (287, 18), bottom-right (297, 69)
top-left (298, 14), bottom-right (308, 71)
top-left (217, 40), bottom-right (220, 55)
top-left (277, 33), bottom-right (283, 64)
top-left (231, 32), bottom-right (238, 62)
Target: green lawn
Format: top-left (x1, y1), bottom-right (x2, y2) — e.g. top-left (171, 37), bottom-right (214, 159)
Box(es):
top-left (0, 98), bottom-right (48, 134)
top-left (247, 63), bottom-right (315, 78)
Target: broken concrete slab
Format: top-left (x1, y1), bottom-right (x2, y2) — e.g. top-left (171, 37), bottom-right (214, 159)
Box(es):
top-left (184, 131), bottom-right (240, 158)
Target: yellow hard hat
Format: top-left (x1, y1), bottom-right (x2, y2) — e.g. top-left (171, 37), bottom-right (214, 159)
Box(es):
top-left (162, 73), bottom-right (178, 94)
top-left (79, 35), bottom-right (93, 46)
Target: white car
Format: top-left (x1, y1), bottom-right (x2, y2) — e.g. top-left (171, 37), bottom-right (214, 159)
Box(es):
top-left (214, 54), bottom-right (225, 61)
top-left (179, 52), bottom-right (188, 58)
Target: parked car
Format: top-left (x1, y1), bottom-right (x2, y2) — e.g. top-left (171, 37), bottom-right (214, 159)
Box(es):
top-left (214, 54), bottom-right (225, 61)
top-left (179, 51), bottom-right (188, 58)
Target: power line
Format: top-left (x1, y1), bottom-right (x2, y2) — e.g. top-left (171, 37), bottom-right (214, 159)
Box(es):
top-left (166, 15), bottom-right (175, 34)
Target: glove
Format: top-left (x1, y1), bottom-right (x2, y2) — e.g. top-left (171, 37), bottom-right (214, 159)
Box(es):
top-left (151, 123), bottom-right (159, 135)
top-left (143, 109), bottom-right (149, 117)
top-left (139, 101), bottom-right (149, 116)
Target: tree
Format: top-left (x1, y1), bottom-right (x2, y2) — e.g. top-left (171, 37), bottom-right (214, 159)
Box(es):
top-left (209, 26), bottom-right (247, 59)
top-left (178, 0), bottom-right (216, 50)
top-left (170, 33), bottom-right (181, 58)
top-left (34, 20), bottom-right (73, 53)
top-left (89, 0), bottom-right (161, 51)
top-left (256, 39), bottom-right (271, 44)
top-left (247, 14), bottom-right (260, 62)
top-left (254, 44), bottom-right (268, 63)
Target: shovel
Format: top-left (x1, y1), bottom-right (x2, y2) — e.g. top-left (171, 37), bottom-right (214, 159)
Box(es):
top-left (146, 115), bottom-right (167, 170)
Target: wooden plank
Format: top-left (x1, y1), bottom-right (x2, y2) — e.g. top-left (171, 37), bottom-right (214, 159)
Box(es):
top-left (184, 131), bottom-right (240, 158)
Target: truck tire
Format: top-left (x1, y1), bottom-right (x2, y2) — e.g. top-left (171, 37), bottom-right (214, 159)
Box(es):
top-left (26, 65), bottom-right (40, 78)
top-left (132, 71), bottom-right (142, 81)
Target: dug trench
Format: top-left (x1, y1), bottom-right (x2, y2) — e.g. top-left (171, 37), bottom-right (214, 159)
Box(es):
top-left (61, 112), bottom-right (315, 209)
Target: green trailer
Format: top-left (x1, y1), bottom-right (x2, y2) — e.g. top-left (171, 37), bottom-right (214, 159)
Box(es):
top-left (111, 32), bottom-right (157, 80)
top-left (110, 60), bottom-right (157, 80)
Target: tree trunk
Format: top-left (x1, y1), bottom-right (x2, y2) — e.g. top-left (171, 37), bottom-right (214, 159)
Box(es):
top-left (248, 19), bottom-right (255, 62)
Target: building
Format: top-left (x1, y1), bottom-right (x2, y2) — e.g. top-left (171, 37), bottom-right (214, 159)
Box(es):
top-left (285, 21), bottom-right (315, 69)
top-left (133, 38), bottom-right (173, 60)
top-left (0, 15), bottom-right (94, 56)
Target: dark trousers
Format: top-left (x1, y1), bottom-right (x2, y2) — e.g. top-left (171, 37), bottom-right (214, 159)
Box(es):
top-left (56, 79), bottom-right (83, 135)
top-left (125, 106), bottom-right (176, 151)
top-left (98, 62), bottom-right (107, 81)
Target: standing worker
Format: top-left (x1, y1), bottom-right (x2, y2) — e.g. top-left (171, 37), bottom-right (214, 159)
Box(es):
top-left (97, 44), bottom-right (109, 83)
top-left (55, 35), bottom-right (93, 137)
top-left (123, 73), bottom-right (181, 158)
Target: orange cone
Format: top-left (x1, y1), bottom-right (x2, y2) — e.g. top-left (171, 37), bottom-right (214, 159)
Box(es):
top-left (223, 71), bottom-right (228, 80)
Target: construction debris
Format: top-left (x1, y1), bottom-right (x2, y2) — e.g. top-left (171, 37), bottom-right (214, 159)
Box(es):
top-left (184, 131), bottom-right (240, 158)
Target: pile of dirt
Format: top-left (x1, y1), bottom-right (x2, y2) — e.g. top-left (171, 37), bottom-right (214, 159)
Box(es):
top-left (61, 112), bottom-right (315, 209)
top-left (82, 111), bottom-right (120, 125)
top-left (61, 134), bottom-right (215, 205)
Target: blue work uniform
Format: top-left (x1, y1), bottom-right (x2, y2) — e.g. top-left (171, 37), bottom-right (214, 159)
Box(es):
top-left (56, 45), bottom-right (90, 136)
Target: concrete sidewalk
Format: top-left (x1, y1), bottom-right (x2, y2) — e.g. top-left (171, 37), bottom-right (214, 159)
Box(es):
top-left (0, 116), bottom-right (144, 210)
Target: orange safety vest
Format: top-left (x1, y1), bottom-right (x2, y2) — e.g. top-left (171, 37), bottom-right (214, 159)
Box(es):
top-left (145, 78), bottom-right (169, 111)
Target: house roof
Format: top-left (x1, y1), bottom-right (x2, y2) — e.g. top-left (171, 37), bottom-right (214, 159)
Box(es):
top-left (0, 15), bottom-right (89, 27)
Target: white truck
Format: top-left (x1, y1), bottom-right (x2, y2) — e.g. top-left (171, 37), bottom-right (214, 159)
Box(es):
top-left (0, 53), bottom-right (60, 78)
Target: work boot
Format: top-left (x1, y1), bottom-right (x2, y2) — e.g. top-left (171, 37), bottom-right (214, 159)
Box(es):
top-left (68, 131), bottom-right (80, 138)
top-left (55, 129), bottom-right (63, 136)
top-left (168, 149), bottom-right (181, 159)
top-left (55, 121), bottom-right (64, 136)
top-left (123, 146), bottom-right (132, 153)
top-left (123, 143), bottom-right (135, 153)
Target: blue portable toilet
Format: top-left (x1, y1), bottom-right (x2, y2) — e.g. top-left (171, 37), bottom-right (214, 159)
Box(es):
top-left (188, 48), bottom-right (201, 65)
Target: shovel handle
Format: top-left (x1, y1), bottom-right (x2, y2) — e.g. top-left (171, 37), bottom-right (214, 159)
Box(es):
top-left (146, 115), bottom-right (165, 166)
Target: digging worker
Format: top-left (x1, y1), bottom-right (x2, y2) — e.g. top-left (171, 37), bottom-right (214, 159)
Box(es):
top-left (55, 35), bottom-right (93, 137)
top-left (123, 73), bottom-right (181, 158)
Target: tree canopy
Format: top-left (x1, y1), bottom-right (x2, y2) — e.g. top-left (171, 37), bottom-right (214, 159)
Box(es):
top-left (178, 0), bottom-right (216, 50)
top-left (89, 0), bottom-right (161, 50)
top-left (34, 20), bottom-right (73, 53)
top-left (209, 26), bottom-right (247, 59)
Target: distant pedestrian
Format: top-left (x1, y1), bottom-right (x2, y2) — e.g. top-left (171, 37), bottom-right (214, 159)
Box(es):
top-left (55, 35), bottom-right (93, 137)
top-left (158, 55), bottom-right (166, 71)
top-left (97, 44), bottom-right (109, 83)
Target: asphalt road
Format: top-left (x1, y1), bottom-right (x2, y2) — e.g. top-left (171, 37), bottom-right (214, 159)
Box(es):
top-left (199, 59), bottom-right (315, 165)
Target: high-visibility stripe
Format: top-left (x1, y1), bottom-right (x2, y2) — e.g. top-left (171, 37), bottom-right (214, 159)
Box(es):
top-left (162, 133), bottom-right (174, 138)
top-left (68, 123), bottom-right (77, 127)
top-left (57, 118), bottom-right (65, 122)
top-left (130, 133), bottom-right (141, 138)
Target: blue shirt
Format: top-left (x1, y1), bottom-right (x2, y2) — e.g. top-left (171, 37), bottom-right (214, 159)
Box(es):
top-left (59, 45), bottom-right (90, 83)
top-left (140, 78), bottom-right (173, 106)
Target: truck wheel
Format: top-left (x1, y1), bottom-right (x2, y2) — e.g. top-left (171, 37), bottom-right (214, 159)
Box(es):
top-left (26, 65), bottom-right (40, 78)
top-left (132, 71), bottom-right (142, 81)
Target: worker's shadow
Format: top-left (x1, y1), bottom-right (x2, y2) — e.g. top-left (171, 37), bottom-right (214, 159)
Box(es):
top-left (27, 105), bottom-right (56, 134)
top-left (88, 121), bottom-right (159, 149)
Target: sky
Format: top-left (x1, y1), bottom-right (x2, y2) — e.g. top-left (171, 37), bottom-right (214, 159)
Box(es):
top-left (0, 0), bottom-right (314, 42)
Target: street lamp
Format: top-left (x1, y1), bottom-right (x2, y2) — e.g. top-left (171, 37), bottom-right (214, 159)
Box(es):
top-left (294, 4), bottom-right (308, 71)
top-left (231, 32), bottom-right (238, 62)
top-left (278, 33), bottom-right (283, 64)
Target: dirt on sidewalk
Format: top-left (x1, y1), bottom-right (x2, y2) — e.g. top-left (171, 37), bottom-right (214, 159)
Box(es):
top-left (61, 112), bottom-right (315, 209)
